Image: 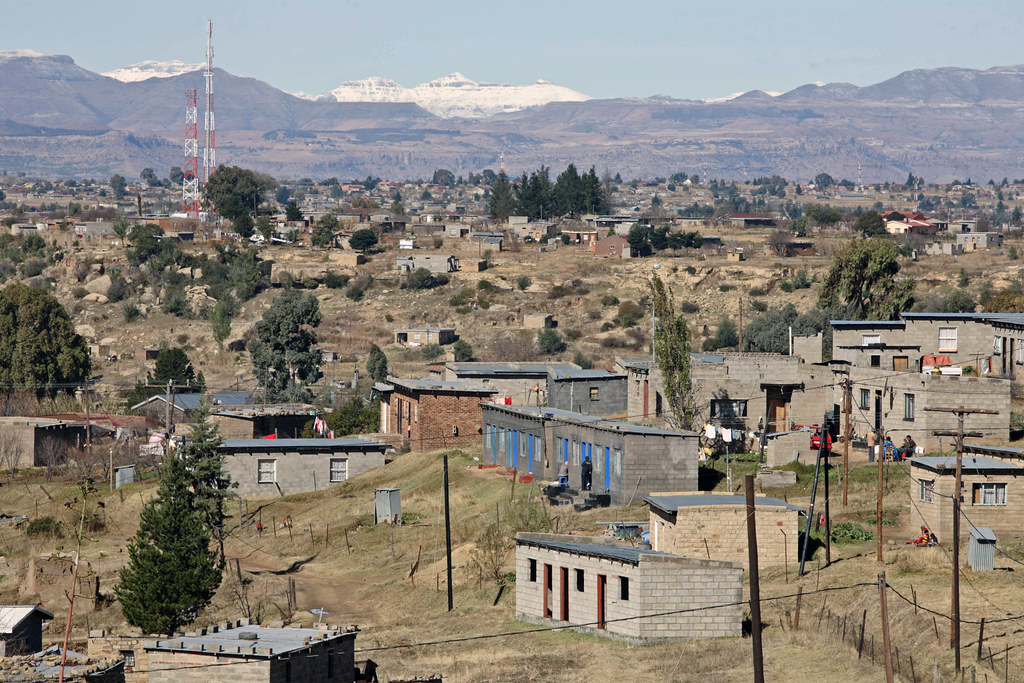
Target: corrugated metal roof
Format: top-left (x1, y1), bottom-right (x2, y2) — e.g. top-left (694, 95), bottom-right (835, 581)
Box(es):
top-left (131, 391), bottom-right (257, 411)
top-left (644, 494), bottom-right (803, 514)
top-left (830, 320), bottom-right (905, 328)
top-left (969, 526), bottom-right (997, 542)
top-left (515, 537), bottom-right (668, 565)
top-left (148, 624), bottom-right (356, 658)
top-left (481, 403), bottom-right (695, 437)
top-left (220, 438), bottom-right (386, 451)
top-left (389, 378), bottom-right (496, 394)
top-left (0, 606), bottom-right (53, 634)
top-left (548, 368), bottom-right (622, 380)
top-left (909, 456), bottom-right (1023, 473)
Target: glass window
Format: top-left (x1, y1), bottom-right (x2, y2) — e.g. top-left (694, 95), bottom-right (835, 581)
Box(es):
top-left (258, 459), bottom-right (276, 484)
top-left (973, 483), bottom-right (1006, 506)
top-left (529, 558), bottom-right (537, 582)
top-left (862, 334), bottom-right (881, 346)
top-left (590, 387), bottom-right (599, 400)
top-left (919, 479), bottom-right (934, 503)
top-left (573, 440), bottom-right (580, 466)
top-left (860, 389), bottom-right (870, 409)
top-left (710, 399), bottom-right (748, 418)
top-left (329, 458), bottom-right (348, 483)
top-left (939, 327), bottom-right (958, 352)
top-left (1017, 344), bottom-right (1024, 365)
top-left (904, 394), bottom-right (915, 421)
top-left (613, 448), bottom-right (622, 475)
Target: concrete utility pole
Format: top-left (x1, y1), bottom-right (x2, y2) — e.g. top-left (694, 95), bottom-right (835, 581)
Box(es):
top-left (925, 406), bottom-right (996, 673)
top-left (842, 378), bottom-right (852, 506)
top-left (874, 389), bottom-right (884, 562)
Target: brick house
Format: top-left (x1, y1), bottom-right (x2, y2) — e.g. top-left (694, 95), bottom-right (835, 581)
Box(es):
top-left (144, 621), bottom-right (357, 683)
top-left (908, 455), bottom-right (1024, 543)
top-left (217, 438), bottom-right (388, 498)
top-left (514, 533), bottom-right (742, 643)
top-left (378, 378), bottom-right (496, 452)
top-left (393, 328), bottom-right (457, 346)
top-left (593, 235), bottom-right (631, 258)
top-left (0, 605), bottom-right (53, 656)
top-left (481, 404), bottom-right (698, 505)
top-left (645, 493), bottom-right (803, 570)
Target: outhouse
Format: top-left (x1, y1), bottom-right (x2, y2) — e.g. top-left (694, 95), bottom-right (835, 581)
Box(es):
top-left (374, 488), bottom-right (401, 525)
top-left (968, 526), bottom-right (996, 572)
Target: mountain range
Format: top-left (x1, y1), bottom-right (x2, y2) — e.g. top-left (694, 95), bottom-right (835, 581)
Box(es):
top-left (4, 49), bottom-right (1024, 182)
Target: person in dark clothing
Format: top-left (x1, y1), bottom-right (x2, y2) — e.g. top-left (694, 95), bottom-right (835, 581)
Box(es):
top-left (581, 455), bottom-right (593, 491)
top-left (898, 435), bottom-right (917, 461)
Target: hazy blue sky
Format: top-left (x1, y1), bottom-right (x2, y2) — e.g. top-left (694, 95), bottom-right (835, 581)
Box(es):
top-left (4, 1), bottom-right (1023, 99)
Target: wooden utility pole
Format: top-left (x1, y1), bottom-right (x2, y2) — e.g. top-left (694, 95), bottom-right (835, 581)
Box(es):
top-left (443, 453), bottom-right (454, 612)
top-left (842, 378), bottom-right (852, 506)
top-left (879, 570), bottom-right (894, 683)
top-left (798, 415), bottom-right (829, 576)
top-left (738, 299), bottom-right (743, 352)
top-left (875, 390), bottom-right (884, 562)
top-left (745, 474), bottom-right (765, 683)
top-left (926, 406), bottom-right (995, 673)
top-left (822, 419), bottom-right (832, 566)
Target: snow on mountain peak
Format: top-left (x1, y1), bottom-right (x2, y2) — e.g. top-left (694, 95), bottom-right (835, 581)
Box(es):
top-left (103, 60), bottom-right (203, 82)
top-left (322, 73), bottom-right (589, 118)
top-left (0, 49), bottom-right (51, 60)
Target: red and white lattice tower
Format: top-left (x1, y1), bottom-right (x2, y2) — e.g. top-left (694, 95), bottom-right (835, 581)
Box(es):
top-left (202, 20), bottom-right (216, 184)
top-left (182, 89), bottom-right (200, 217)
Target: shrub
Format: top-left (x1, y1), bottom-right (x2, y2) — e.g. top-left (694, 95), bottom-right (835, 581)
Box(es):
top-left (122, 301), bottom-right (142, 322)
top-left (71, 286), bottom-right (87, 299)
top-left (779, 280), bottom-right (794, 293)
top-left (679, 300), bottom-right (700, 313)
top-left (449, 287), bottom-right (474, 307)
top-left (345, 285), bottom-right (364, 301)
top-left (323, 271), bottom-right (350, 289)
top-left (420, 344), bottom-right (443, 360)
top-left (1011, 246), bottom-right (1019, 261)
top-left (573, 351), bottom-right (593, 369)
top-left (26, 516), bottom-right (62, 538)
top-left (617, 301), bottom-right (646, 328)
top-left (831, 522), bottom-right (873, 543)
top-left (600, 294), bottom-right (620, 306)
top-left (107, 277), bottom-right (126, 302)
top-left (162, 288), bottom-right (191, 317)
top-left (455, 306), bottom-right (471, 315)
top-left (22, 259), bottom-right (45, 277)
top-left (516, 275), bottom-right (531, 291)
top-left (752, 300), bottom-right (768, 312)
top-left (564, 328), bottom-right (582, 341)
top-left (453, 339), bottom-right (474, 361)
top-left (478, 279), bottom-right (496, 292)
top-left (537, 328), bottom-right (567, 354)
top-left (302, 278), bottom-right (319, 290)
top-left (749, 286), bottom-right (768, 297)
top-left (406, 268), bottom-right (449, 290)
top-left (478, 299), bottom-right (491, 310)
top-left (719, 284), bottom-right (735, 292)
top-left (601, 321), bottom-right (614, 331)
top-left (685, 266), bottom-right (697, 275)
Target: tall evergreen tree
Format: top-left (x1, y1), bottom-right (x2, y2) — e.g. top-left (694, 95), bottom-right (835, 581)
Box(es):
top-left (176, 406), bottom-right (232, 562)
top-left (554, 163), bottom-right (583, 216)
top-left (488, 171), bottom-right (515, 219)
top-left (115, 453), bottom-right (222, 635)
top-left (367, 344), bottom-right (389, 383)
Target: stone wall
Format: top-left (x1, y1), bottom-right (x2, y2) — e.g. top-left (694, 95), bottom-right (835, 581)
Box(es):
top-left (514, 533), bottom-right (742, 643)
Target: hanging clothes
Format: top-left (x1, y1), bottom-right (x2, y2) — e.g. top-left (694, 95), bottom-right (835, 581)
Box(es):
top-left (705, 424), bottom-right (717, 439)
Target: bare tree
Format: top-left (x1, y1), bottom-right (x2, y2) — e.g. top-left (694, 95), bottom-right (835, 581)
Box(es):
top-left (0, 433), bottom-right (24, 482)
top-left (226, 564), bottom-right (273, 624)
top-left (766, 230), bottom-right (792, 257)
top-left (37, 437), bottom-right (68, 482)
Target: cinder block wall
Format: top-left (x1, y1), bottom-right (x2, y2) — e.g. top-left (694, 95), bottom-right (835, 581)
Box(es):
top-left (650, 502), bottom-right (800, 570)
top-left (224, 451), bottom-right (385, 499)
top-left (908, 468), bottom-right (1024, 544)
top-left (514, 534), bottom-right (742, 643)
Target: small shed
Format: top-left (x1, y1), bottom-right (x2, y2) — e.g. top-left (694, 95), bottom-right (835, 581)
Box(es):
top-left (114, 465), bottom-right (135, 490)
top-left (968, 526), bottom-right (996, 572)
top-left (374, 488), bottom-right (401, 525)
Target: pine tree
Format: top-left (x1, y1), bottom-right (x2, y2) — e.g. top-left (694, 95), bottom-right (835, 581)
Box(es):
top-left (488, 171), bottom-right (515, 219)
top-left (115, 454), bottom-right (222, 635)
top-left (175, 406), bottom-right (232, 563)
top-left (367, 344), bottom-right (389, 383)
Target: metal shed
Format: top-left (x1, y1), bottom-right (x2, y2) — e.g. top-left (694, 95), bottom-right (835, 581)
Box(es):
top-left (968, 526), bottom-right (997, 572)
top-left (374, 488), bottom-right (401, 525)
top-left (114, 465), bottom-right (135, 489)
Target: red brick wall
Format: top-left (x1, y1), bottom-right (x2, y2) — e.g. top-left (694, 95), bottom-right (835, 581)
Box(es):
top-left (384, 388), bottom-right (483, 452)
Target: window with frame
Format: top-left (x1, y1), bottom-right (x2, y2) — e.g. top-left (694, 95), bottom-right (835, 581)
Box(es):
top-left (576, 568), bottom-right (585, 592)
top-left (573, 440), bottom-right (580, 466)
top-left (529, 558), bottom-right (537, 582)
top-left (973, 482), bottom-right (1006, 506)
top-left (120, 650), bottom-right (136, 669)
top-left (710, 399), bottom-right (748, 419)
top-left (860, 389), bottom-right (871, 409)
top-left (257, 459), bottom-right (276, 484)
top-left (904, 394), bottom-right (915, 421)
top-left (329, 458), bottom-right (348, 483)
top-left (939, 326), bottom-right (958, 352)
top-left (613, 448), bottom-right (622, 475)
top-left (870, 355), bottom-right (881, 368)
top-left (862, 334), bottom-right (881, 346)
top-left (919, 479), bottom-right (935, 503)
top-left (589, 387), bottom-right (600, 400)
top-left (1017, 344), bottom-right (1024, 365)
top-left (620, 576), bottom-right (630, 601)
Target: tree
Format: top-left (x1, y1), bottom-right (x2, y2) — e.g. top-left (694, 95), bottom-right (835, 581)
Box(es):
top-left (112, 217), bottom-right (130, 240)
top-left (390, 200), bottom-right (405, 215)
top-left (203, 165), bottom-right (274, 227)
top-left (169, 166), bottom-right (184, 185)
top-left (650, 273), bottom-right (698, 430)
top-left (140, 168), bottom-right (159, 187)
top-left (432, 169), bottom-right (455, 186)
top-left (537, 328), bottom-right (566, 355)
top-left (275, 186), bottom-right (292, 205)
top-left (702, 317), bottom-right (739, 351)
top-left (853, 210), bottom-right (886, 236)
top-left (819, 238), bottom-right (914, 320)
top-left (285, 201), bottom-right (303, 222)
top-left (348, 228), bottom-right (378, 253)
top-left (153, 347), bottom-right (205, 391)
top-left (453, 339), bottom-right (474, 362)
top-left (0, 284), bottom-right (90, 396)
top-left (367, 344), bottom-right (389, 382)
top-left (311, 214), bottom-right (338, 248)
top-left (627, 223), bottom-right (651, 256)
top-left (249, 290), bottom-right (322, 402)
top-left (109, 174), bottom-right (127, 201)
top-left (115, 452), bottom-right (221, 635)
top-left (813, 173), bottom-right (835, 189)
top-left (488, 171), bottom-right (515, 219)
top-left (175, 406), bottom-right (232, 561)
top-left (208, 298), bottom-right (234, 348)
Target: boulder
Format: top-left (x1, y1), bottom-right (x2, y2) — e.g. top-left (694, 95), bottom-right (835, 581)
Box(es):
top-left (84, 274), bottom-right (111, 295)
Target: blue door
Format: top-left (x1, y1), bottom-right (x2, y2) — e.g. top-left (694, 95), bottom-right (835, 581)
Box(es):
top-left (604, 447), bottom-right (610, 490)
top-left (528, 434), bottom-right (534, 474)
top-left (512, 430), bottom-right (518, 468)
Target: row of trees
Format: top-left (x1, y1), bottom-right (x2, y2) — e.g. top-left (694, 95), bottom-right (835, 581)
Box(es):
top-left (488, 164), bottom-right (609, 219)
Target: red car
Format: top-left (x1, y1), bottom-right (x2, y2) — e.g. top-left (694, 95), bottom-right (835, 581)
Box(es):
top-left (809, 430), bottom-right (833, 451)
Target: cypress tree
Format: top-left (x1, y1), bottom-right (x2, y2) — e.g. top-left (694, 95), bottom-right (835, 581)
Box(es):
top-left (115, 453), bottom-right (221, 635)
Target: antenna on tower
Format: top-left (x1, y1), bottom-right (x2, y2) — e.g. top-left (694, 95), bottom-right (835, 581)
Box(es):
top-left (499, 151), bottom-right (505, 174)
top-left (202, 20), bottom-right (216, 185)
top-left (857, 160), bottom-right (862, 191)
top-left (182, 89), bottom-right (200, 218)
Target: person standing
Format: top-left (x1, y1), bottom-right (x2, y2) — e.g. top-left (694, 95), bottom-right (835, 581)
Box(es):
top-left (582, 455), bottom-right (593, 491)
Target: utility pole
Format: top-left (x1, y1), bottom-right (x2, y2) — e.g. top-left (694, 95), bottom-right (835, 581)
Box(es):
top-left (925, 406), bottom-right (995, 673)
top-left (443, 453), bottom-right (454, 612)
top-left (875, 389), bottom-right (884, 562)
top-left (879, 570), bottom-right (894, 683)
top-left (842, 378), bottom-right (851, 506)
top-left (738, 299), bottom-right (743, 352)
top-left (798, 416), bottom-right (829, 576)
top-left (144, 380), bottom-right (187, 449)
top-left (822, 419), bottom-right (831, 566)
top-left (745, 474), bottom-right (765, 683)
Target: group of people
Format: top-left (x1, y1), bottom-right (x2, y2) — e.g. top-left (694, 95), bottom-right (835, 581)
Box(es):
top-left (553, 456), bottom-right (594, 491)
top-left (869, 433), bottom-right (917, 462)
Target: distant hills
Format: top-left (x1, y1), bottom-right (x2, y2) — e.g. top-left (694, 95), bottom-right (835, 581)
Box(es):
top-left (4, 49), bottom-right (1024, 182)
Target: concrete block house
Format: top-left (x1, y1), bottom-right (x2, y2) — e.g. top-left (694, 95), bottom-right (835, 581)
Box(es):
top-left (514, 533), bottom-right (742, 643)
top-left (481, 404), bottom-right (698, 505)
top-left (645, 493), bottom-right (803, 570)
top-left (217, 438), bottom-right (388, 498)
top-left (378, 378), bottom-right (496, 452)
top-left (546, 368), bottom-right (628, 418)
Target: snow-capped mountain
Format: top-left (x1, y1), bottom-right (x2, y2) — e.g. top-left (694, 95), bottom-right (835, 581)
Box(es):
top-left (318, 72), bottom-right (590, 118)
top-left (103, 60), bottom-right (203, 82)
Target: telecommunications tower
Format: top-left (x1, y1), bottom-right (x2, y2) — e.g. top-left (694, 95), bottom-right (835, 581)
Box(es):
top-left (202, 20), bottom-right (216, 184)
top-left (182, 89), bottom-right (200, 217)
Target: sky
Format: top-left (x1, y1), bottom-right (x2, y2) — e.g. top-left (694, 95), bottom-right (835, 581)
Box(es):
top-left (3, 1), bottom-right (1024, 100)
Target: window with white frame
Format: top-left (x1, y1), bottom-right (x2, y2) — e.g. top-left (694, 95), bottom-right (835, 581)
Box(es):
top-left (710, 399), bottom-right (748, 418)
top-left (904, 393), bottom-right (915, 421)
top-left (938, 327), bottom-right (958, 352)
top-left (613, 448), bottom-right (622, 475)
top-left (860, 388), bottom-right (871, 409)
top-left (257, 459), bottom-right (277, 484)
top-left (919, 479), bottom-right (934, 503)
top-left (329, 458), bottom-right (348, 483)
top-left (973, 482), bottom-right (1006, 506)
top-left (1017, 344), bottom-right (1024, 365)
top-left (862, 334), bottom-right (881, 346)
